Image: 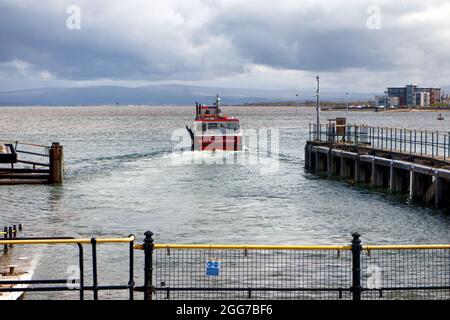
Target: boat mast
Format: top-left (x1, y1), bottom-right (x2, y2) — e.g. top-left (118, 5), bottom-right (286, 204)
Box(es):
top-left (215, 93), bottom-right (221, 114)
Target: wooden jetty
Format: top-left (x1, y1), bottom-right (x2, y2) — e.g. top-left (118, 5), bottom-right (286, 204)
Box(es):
top-left (0, 141), bottom-right (63, 185)
top-left (305, 120), bottom-right (450, 208)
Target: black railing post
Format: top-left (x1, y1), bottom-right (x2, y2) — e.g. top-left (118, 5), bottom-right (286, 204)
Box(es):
top-left (351, 232), bottom-right (362, 301)
top-left (143, 231), bottom-right (154, 301)
top-left (91, 237), bottom-right (98, 300)
top-left (129, 234), bottom-right (135, 300)
top-left (3, 227), bottom-right (7, 252)
top-left (77, 243), bottom-right (84, 300)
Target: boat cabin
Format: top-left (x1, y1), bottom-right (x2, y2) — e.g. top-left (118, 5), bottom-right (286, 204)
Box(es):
top-left (194, 119), bottom-right (240, 133)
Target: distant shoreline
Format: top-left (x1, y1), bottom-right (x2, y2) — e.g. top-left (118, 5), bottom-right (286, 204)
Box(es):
top-left (0, 104), bottom-right (449, 112)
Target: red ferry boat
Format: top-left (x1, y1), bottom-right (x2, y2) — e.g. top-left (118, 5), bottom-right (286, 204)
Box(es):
top-left (186, 95), bottom-right (242, 151)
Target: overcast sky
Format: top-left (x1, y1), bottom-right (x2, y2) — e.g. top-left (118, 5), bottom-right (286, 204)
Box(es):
top-left (1, 0), bottom-right (449, 93)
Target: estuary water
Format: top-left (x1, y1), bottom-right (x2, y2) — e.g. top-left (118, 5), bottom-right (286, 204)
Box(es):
top-left (0, 106), bottom-right (449, 299)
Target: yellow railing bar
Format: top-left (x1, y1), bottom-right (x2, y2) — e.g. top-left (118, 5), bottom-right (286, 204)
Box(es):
top-left (4, 238), bottom-right (444, 250)
top-left (134, 244), bottom-right (352, 251)
top-left (363, 245), bottom-right (450, 250)
top-left (0, 236), bottom-right (135, 245)
top-left (133, 244), bottom-right (450, 251)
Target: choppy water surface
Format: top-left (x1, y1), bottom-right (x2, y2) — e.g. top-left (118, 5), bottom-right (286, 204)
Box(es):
top-left (0, 106), bottom-right (449, 299)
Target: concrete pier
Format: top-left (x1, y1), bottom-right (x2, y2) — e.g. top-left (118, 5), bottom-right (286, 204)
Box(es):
top-left (390, 165), bottom-right (410, 193)
top-left (305, 141), bottom-right (450, 209)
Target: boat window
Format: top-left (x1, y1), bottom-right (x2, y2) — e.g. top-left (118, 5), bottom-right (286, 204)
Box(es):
top-left (208, 123), bottom-right (218, 129)
top-left (228, 122), bottom-right (240, 130)
top-left (202, 123), bottom-right (207, 131)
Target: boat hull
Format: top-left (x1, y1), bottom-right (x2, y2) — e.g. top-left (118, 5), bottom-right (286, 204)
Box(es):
top-left (193, 135), bottom-right (242, 151)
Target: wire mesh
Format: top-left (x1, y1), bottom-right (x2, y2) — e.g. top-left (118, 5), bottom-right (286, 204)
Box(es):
top-left (153, 248), bottom-right (352, 300)
top-left (360, 248), bottom-right (450, 300)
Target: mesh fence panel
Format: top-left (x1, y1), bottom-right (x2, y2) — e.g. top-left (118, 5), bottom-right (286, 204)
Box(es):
top-left (361, 248), bottom-right (450, 300)
top-left (153, 248), bottom-right (352, 300)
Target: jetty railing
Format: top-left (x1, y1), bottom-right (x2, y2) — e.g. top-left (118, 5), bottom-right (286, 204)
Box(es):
top-left (360, 245), bottom-right (450, 300)
top-left (0, 140), bottom-right (64, 184)
top-left (309, 123), bottom-right (450, 161)
top-left (0, 235), bottom-right (135, 300)
top-left (137, 232), bottom-right (450, 301)
top-left (1, 232), bottom-right (449, 300)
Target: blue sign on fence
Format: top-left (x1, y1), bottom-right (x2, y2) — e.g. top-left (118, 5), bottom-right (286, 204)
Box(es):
top-left (206, 259), bottom-right (221, 276)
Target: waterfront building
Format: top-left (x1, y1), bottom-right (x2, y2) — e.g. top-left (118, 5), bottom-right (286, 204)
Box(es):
top-left (382, 85), bottom-right (441, 107)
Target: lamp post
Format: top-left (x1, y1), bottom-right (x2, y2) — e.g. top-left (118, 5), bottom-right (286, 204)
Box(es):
top-left (316, 75), bottom-right (320, 140)
top-left (346, 92), bottom-right (349, 114)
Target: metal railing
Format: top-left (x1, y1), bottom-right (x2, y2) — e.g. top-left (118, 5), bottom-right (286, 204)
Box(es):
top-left (361, 245), bottom-right (450, 300)
top-left (0, 140), bottom-right (51, 169)
top-left (0, 234), bottom-right (135, 300)
top-left (1, 231), bottom-right (449, 300)
top-left (138, 232), bottom-right (450, 301)
top-left (309, 123), bottom-right (450, 161)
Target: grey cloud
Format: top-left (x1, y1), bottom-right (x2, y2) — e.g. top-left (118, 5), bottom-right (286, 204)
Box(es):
top-left (0, 0), bottom-right (449, 90)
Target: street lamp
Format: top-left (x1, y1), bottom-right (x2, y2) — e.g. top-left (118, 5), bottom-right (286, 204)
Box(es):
top-left (316, 75), bottom-right (320, 140)
top-left (346, 92), bottom-right (349, 114)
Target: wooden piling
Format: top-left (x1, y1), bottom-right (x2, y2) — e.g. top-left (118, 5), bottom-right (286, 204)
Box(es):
top-left (49, 142), bottom-right (64, 184)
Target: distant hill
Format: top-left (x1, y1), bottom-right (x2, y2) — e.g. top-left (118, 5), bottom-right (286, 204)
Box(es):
top-left (0, 84), bottom-right (375, 106)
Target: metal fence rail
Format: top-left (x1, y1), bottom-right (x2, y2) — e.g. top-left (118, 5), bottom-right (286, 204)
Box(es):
top-left (0, 235), bottom-right (135, 300)
top-left (0, 140), bottom-right (51, 169)
top-left (361, 246), bottom-right (450, 300)
top-left (137, 232), bottom-right (450, 301)
top-left (151, 246), bottom-right (352, 300)
top-left (309, 123), bottom-right (450, 160)
top-left (1, 231), bottom-right (449, 300)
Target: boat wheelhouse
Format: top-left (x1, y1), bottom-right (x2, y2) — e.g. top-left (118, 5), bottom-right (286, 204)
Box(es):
top-left (186, 95), bottom-right (242, 151)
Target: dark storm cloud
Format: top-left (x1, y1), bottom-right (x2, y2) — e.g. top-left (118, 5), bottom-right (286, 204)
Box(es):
top-left (204, 0), bottom-right (442, 72)
top-left (0, 3), bottom-right (167, 80)
top-left (0, 0), bottom-right (449, 89)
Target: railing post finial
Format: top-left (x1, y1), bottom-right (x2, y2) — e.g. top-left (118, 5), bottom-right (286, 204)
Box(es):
top-left (144, 231), bottom-right (154, 245)
top-left (143, 231), bottom-right (154, 301)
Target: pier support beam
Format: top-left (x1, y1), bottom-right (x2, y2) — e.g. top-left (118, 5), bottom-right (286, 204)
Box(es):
top-left (306, 144), bottom-right (316, 171)
top-left (410, 171), bottom-right (433, 201)
top-left (356, 161), bottom-right (371, 184)
top-left (371, 163), bottom-right (390, 188)
top-left (390, 166), bottom-right (410, 193)
top-left (330, 153), bottom-right (341, 176)
top-left (304, 144), bottom-right (309, 169)
top-left (354, 156), bottom-right (360, 182)
top-left (315, 151), bottom-right (328, 173)
top-left (327, 150), bottom-right (333, 177)
top-left (435, 176), bottom-right (450, 207)
top-left (341, 157), bottom-right (355, 180)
